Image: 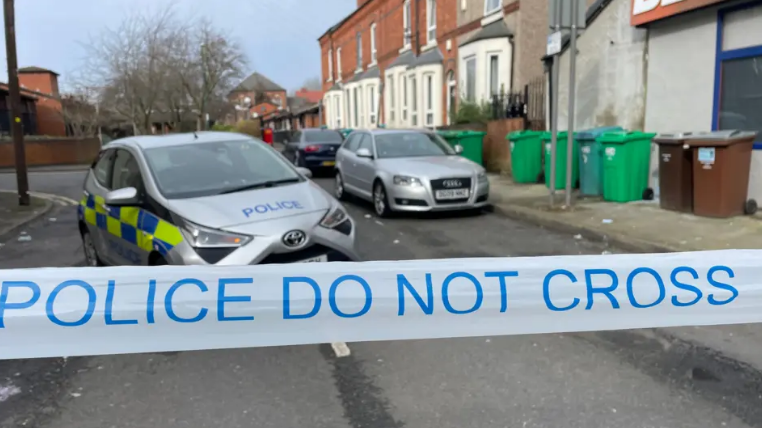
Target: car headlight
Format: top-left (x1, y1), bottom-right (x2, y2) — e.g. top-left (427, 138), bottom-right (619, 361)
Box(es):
top-left (178, 218), bottom-right (252, 248)
top-left (393, 175), bottom-right (422, 186)
top-left (478, 171), bottom-right (488, 181)
top-left (320, 204), bottom-right (349, 229)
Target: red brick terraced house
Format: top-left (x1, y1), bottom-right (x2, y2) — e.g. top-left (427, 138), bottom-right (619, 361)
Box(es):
top-left (319, 0), bottom-right (551, 129)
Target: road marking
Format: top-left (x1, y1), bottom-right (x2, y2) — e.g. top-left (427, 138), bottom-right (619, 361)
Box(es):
top-left (28, 191), bottom-right (79, 206)
top-left (375, 220), bottom-right (384, 226)
top-left (331, 342), bottom-right (351, 358)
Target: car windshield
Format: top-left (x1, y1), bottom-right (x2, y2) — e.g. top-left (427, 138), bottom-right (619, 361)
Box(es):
top-left (143, 139), bottom-right (302, 199)
top-left (305, 130), bottom-right (343, 142)
top-left (375, 132), bottom-right (456, 159)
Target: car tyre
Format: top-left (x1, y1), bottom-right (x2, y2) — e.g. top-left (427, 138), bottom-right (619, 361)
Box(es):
top-left (373, 181), bottom-right (392, 218)
top-left (335, 170), bottom-right (349, 201)
top-left (81, 229), bottom-right (104, 267)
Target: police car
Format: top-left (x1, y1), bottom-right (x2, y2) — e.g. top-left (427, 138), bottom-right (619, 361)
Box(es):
top-left (78, 131), bottom-right (360, 266)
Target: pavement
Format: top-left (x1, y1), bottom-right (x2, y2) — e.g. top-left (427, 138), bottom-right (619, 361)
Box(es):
top-left (0, 170), bottom-right (761, 428)
top-left (488, 173), bottom-right (762, 375)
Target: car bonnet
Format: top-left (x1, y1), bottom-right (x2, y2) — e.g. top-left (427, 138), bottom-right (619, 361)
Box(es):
top-left (162, 180), bottom-right (333, 230)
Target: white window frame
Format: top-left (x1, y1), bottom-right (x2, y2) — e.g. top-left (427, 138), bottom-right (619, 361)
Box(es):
top-left (403, 0), bottom-right (412, 49)
top-left (368, 85), bottom-right (377, 125)
top-left (488, 53), bottom-right (500, 97)
top-left (484, 0), bottom-right (501, 16)
top-left (356, 32), bottom-right (363, 72)
top-left (337, 48), bottom-right (343, 82)
top-left (402, 75), bottom-right (408, 122)
top-left (370, 23), bottom-right (377, 65)
top-left (388, 76), bottom-right (395, 124)
top-left (346, 88), bottom-right (352, 127)
top-left (410, 75), bottom-right (418, 127)
top-left (358, 87), bottom-right (364, 127)
top-left (328, 48), bottom-right (333, 82)
top-left (334, 94), bottom-right (342, 128)
top-left (424, 73), bottom-right (434, 126)
top-left (426, 0), bottom-right (437, 45)
top-left (465, 56), bottom-right (476, 101)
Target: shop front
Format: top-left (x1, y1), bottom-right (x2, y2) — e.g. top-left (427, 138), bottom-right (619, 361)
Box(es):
top-left (640, 0), bottom-right (762, 201)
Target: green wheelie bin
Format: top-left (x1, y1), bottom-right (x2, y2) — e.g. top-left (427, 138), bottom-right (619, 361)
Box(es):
top-left (437, 130), bottom-right (486, 165)
top-left (339, 128), bottom-right (354, 138)
top-left (507, 130), bottom-right (544, 183)
top-left (598, 131), bottom-right (657, 203)
top-left (577, 126), bottom-right (624, 196)
top-left (542, 131), bottom-right (579, 190)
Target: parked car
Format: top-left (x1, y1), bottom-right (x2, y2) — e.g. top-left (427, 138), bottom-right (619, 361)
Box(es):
top-left (78, 131), bottom-right (359, 266)
top-left (282, 128), bottom-right (345, 172)
top-left (334, 129), bottom-right (490, 217)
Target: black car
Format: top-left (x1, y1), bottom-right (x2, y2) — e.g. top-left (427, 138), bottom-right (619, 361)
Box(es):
top-left (283, 128), bottom-right (345, 172)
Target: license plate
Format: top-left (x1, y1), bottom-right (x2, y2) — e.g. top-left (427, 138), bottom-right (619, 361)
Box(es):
top-left (435, 189), bottom-right (469, 200)
top-left (297, 255), bottom-right (328, 263)
top-left (322, 161), bottom-right (336, 166)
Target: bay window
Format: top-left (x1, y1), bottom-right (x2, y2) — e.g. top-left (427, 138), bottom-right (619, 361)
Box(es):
top-left (410, 75), bottom-right (418, 126)
top-left (424, 73), bottom-right (434, 126)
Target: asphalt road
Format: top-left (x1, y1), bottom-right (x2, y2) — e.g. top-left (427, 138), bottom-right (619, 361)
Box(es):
top-left (0, 170), bottom-right (760, 428)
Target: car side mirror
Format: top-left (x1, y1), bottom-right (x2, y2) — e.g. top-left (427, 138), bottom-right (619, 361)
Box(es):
top-left (104, 187), bottom-right (140, 206)
top-left (454, 144), bottom-right (464, 154)
top-left (356, 148), bottom-right (373, 158)
top-left (296, 166), bottom-right (312, 178)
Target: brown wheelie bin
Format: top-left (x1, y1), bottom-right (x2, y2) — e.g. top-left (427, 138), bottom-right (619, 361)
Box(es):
top-left (685, 130), bottom-right (758, 218)
top-left (653, 132), bottom-right (697, 213)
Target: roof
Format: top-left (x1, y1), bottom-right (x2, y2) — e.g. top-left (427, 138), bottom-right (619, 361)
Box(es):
top-left (116, 131), bottom-right (251, 151)
top-left (409, 47), bottom-right (444, 68)
top-left (542, 0), bottom-right (614, 61)
top-left (18, 66), bottom-right (59, 76)
top-left (229, 72), bottom-right (286, 94)
top-left (0, 85), bottom-right (38, 100)
top-left (460, 19), bottom-right (513, 48)
top-left (318, 0), bottom-right (376, 41)
top-left (387, 50), bottom-right (416, 70)
top-left (362, 66), bottom-right (381, 79)
top-left (295, 89), bottom-right (324, 103)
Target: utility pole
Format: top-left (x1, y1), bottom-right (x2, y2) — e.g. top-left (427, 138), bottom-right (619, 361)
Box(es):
top-left (4, 0), bottom-right (28, 206)
top-left (565, 0), bottom-right (580, 207)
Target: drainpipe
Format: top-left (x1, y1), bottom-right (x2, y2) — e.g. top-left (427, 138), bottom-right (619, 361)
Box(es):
top-left (414, 0), bottom-right (421, 56)
top-left (508, 35), bottom-right (515, 93)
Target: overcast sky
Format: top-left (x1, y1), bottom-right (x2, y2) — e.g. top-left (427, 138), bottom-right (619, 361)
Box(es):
top-left (0, 0), bottom-right (355, 92)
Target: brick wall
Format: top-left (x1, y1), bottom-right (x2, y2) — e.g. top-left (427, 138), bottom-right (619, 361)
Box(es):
top-left (320, 0), bottom-right (460, 125)
top-left (0, 137), bottom-right (100, 168)
top-left (484, 117), bottom-right (524, 173)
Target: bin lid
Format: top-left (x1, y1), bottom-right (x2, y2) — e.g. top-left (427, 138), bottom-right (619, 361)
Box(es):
top-left (540, 131), bottom-right (570, 141)
top-left (683, 130), bottom-right (758, 141)
top-left (596, 130), bottom-right (657, 144)
top-left (507, 130), bottom-right (542, 140)
top-left (652, 131), bottom-right (700, 144)
top-left (577, 126), bottom-right (624, 141)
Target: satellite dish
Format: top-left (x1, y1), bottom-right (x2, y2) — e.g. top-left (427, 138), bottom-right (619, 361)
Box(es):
top-left (252, 112), bottom-right (259, 118)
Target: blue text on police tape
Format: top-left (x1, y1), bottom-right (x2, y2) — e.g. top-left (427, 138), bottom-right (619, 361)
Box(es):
top-left (0, 265), bottom-right (739, 328)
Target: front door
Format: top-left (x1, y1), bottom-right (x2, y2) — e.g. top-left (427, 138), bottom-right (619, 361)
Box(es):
top-left (102, 149), bottom-right (149, 266)
top-left (354, 134), bottom-right (376, 195)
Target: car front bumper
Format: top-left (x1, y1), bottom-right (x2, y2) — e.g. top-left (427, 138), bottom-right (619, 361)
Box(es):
top-left (165, 215), bottom-right (360, 265)
top-left (387, 177), bottom-right (490, 212)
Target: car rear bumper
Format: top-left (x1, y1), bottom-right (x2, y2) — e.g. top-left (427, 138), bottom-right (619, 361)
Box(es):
top-left (387, 179), bottom-right (490, 212)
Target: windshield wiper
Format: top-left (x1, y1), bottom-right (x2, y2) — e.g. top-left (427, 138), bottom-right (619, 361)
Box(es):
top-left (218, 178), bottom-right (301, 195)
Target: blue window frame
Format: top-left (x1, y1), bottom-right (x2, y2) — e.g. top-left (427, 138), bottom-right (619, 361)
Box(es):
top-left (712, 0), bottom-right (762, 148)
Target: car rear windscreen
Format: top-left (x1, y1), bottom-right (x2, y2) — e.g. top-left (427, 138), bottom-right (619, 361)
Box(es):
top-left (305, 131), bottom-right (343, 142)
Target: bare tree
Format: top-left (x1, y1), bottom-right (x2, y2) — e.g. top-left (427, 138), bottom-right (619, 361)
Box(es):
top-left (169, 18), bottom-right (247, 131)
top-left (81, 6), bottom-right (179, 134)
top-left (60, 86), bottom-right (102, 138)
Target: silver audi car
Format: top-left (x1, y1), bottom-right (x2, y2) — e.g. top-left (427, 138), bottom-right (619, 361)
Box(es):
top-left (78, 131), bottom-right (359, 266)
top-left (334, 129), bottom-right (489, 217)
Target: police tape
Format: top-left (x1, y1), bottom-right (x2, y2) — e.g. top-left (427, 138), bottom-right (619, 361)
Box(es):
top-left (1, 250), bottom-right (760, 360)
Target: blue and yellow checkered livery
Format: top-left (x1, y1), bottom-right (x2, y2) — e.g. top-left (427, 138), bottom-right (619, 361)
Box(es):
top-left (78, 193), bottom-right (183, 257)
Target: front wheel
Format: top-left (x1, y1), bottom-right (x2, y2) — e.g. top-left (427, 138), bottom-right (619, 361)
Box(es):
top-left (373, 181), bottom-right (392, 218)
top-left (81, 230), bottom-right (104, 267)
top-left (335, 170), bottom-right (348, 200)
